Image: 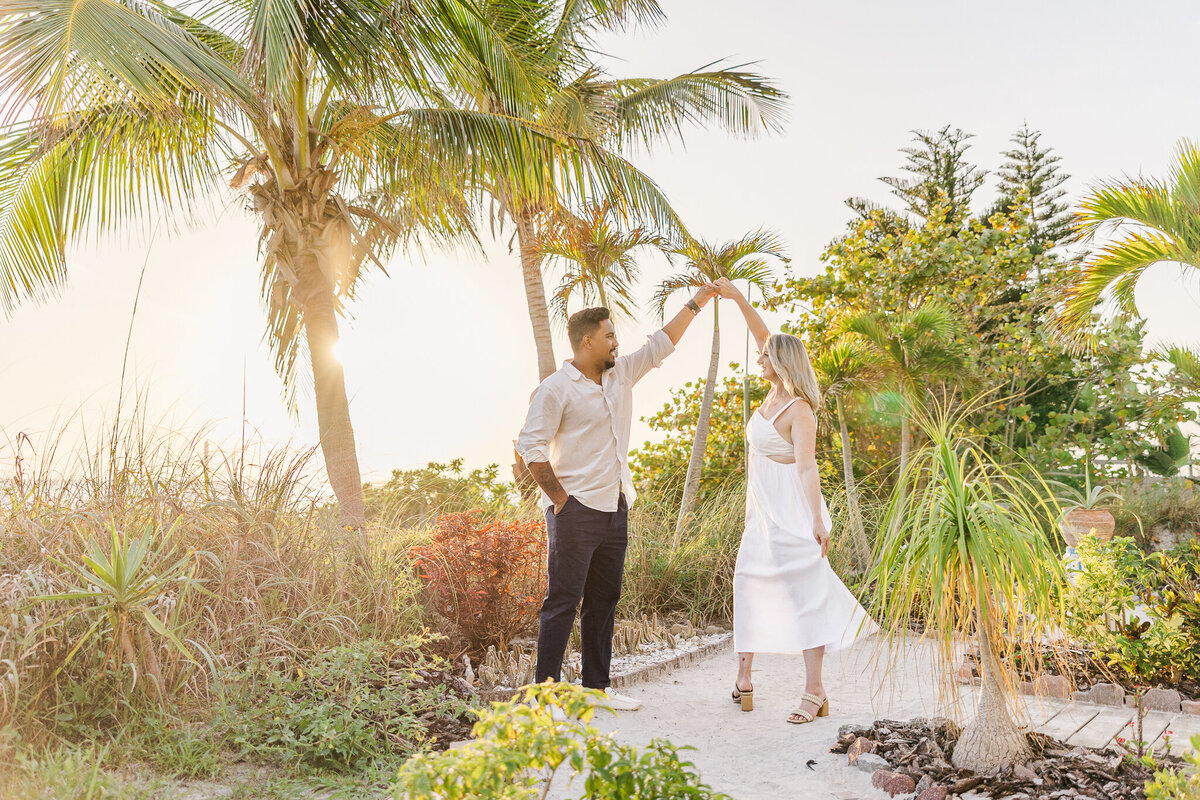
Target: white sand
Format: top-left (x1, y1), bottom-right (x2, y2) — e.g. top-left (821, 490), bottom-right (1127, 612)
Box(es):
top-left (546, 634), bottom-right (979, 800)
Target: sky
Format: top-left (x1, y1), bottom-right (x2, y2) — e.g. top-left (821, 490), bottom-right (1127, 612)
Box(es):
top-left (3, 0), bottom-right (1200, 483)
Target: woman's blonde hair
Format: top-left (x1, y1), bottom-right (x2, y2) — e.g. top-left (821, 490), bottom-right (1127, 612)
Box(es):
top-left (766, 333), bottom-right (822, 411)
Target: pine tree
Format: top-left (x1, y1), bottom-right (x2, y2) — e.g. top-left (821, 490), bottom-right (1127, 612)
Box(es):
top-left (881, 126), bottom-right (987, 220)
top-left (989, 124), bottom-right (1071, 253)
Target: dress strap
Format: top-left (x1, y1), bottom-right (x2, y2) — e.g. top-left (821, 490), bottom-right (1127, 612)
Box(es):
top-left (769, 397), bottom-right (802, 423)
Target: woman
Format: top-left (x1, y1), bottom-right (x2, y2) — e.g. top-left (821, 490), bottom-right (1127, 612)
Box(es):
top-left (714, 277), bottom-right (875, 724)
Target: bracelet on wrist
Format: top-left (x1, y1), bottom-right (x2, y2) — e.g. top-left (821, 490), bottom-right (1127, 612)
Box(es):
top-left (685, 299), bottom-right (701, 314)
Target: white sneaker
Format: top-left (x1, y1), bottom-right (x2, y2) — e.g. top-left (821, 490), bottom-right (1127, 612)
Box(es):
top-left (600, 688), bottom-right (642, 711)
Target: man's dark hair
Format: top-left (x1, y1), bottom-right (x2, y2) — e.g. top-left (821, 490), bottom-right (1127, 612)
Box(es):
top-left (567, 307), bottom-right (611, 350)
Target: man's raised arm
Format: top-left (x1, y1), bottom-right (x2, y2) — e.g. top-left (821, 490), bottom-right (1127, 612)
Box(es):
top-left (661, 283), bottom-right (719, 345)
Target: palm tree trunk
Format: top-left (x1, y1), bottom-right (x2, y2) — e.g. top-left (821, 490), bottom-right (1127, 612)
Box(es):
top-left (675, 303), bottom-right (720, 544)
top-left (952, 605), bottom-right (1032, 772)
top-left (511, 208), bottom-right (555, 499)
top-left (304, 286), bottom-right (367, 528)
top-left (837, 397), bottom-right (870, 573)
top-left (515, 209), bottom-right (556, 382)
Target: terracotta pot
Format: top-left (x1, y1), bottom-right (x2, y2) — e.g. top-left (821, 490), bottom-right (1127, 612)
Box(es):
top-left (1059, 507), bottom-right (1116, 547)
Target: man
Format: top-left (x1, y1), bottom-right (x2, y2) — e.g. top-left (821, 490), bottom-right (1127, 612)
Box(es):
top-left (516, 284), bottom-right (718, 710)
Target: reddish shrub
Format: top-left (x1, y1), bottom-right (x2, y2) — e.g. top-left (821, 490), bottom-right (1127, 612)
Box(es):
top-left (411, 512), bottom-right (547, 654)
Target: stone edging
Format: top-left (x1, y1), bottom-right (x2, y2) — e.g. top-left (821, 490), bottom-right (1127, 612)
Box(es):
top-left (477, 633), bottom-right (734, 704)
top-left (955, 658), bottom-right (1200, 715)
top-left (609, 633), bottom-right (733, 690)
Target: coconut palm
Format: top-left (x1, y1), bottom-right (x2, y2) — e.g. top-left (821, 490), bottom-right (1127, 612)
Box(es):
top-left (653, 231), bottom-right (787, 542)
top-left (812, 338), bottom-right (882, 573)
top-left (1060, 139), bottom-right (1200, 343)
top-left (0, 1), bottom-right (668, 527)
top-left (452, 0), bottom-right (788, 381)
top-left (867, 405), bottom-right (1066, 773)
top-left (538, 200), bottom-right (665, 321)
top-left (841, 303), bottom-right (965, 477)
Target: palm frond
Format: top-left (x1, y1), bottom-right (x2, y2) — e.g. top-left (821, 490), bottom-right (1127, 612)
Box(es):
top-left (0, 103), bottom-right (224, 314)
top-left (614, 63), bottom-right (788, 152)
top-left (0, 0), bottom-right (252, 125)
top-left (1059, 229), bottom-right (1182, 337)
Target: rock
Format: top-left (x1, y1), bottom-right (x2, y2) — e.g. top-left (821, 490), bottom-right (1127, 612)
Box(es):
top-left (703, 624), bottom-right (723, 635)
top-left (1072, 689), bottom-right (1093, 703)
top-left (1035, 674), bottom-right (1072, 698)
top-left (916, 787), bottom-right (947, 800)
top-left (1182, 699), bottom-right (1200, 715)
top-left (915, 775), bottom-right (933, 794)
top-left (1019, 679), bottom-right (1036, 695)
top-left (847, 736), bottom-right (875, 764)
top-left (1089, 682), bottom-right (1124, 707)
top-left (839, 723), bottom-right (864, 739)
top-left (872, 770), bottom-right (917, 796)
top-left (668, 623), bottom-right (685, 635)
top-left (851, 753), bottom-right (889, 774)
top-left (1013, 764), bottom-right (1038, 782)
top-left (954, 655), bottom-right (974, 684)
top-left (1142, 688), bottom-right (1183, 712)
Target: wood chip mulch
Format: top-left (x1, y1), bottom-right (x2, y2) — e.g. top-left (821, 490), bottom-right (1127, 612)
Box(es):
top-left (831, 717), bottom-right (1174, 799)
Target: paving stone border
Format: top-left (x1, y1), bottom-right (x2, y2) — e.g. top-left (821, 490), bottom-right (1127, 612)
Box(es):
top-left (477, 633), bottom-right (734, 703)
top-left (609, 633), bottom-right (733, 690)
top-left (954, 655), bottom-right (1200, 715)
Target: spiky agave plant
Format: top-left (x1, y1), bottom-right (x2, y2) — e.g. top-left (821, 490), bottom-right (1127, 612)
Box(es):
top-left (865, 401), bottom-right (1066, 773)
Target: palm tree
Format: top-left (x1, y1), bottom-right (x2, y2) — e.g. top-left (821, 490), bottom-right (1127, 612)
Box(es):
top-left (653, 231), bottom-right (787, 542)
top-left (1060, 139), bottom-right (1200, 343)
top-left (812, 339), bottom-right (882, 573)
top-left (1159, 345), bottom-right (1200, 401)
top-left (538, 200), bottom-right (665, 321)
top-left (0, 1), bottom-right (675, 528)
top-left (452, 1), bottom-right (788, 382)
top-left (868, 406), bottom-right (1066, 773)
top-left (841, 303), bottom-right (965, 477)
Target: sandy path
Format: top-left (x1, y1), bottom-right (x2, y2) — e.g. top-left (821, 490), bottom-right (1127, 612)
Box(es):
top-left (549, 635), bottom-right (975, 800)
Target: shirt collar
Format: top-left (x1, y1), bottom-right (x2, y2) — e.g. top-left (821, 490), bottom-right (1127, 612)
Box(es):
top-left (562, 360), bottom-right (585, 381)
top-left (562, 359), bottom-right (610, 385)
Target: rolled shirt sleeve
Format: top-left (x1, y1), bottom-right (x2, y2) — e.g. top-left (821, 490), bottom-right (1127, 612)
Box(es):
top-left (516, 381), bottom-right (563, 464)
top-left (616, 329), bottom-right (676, 386)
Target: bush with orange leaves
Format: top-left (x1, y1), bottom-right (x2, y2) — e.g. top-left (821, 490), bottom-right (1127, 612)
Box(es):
top-left (411, 512), bottom-right (547, 655)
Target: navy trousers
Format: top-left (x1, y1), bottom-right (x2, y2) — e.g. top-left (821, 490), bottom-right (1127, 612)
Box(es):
top-left (535, 494), bottom-right (628, 689)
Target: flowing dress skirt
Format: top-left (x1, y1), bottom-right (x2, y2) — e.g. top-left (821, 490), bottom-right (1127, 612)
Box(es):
top-left (733, 450), bottom-right (877, 654)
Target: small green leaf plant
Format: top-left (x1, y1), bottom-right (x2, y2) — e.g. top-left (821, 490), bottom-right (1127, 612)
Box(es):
top-left (1146, 733), bottom-right (1200, 799)
top-left (393, 682), bottom-right (730, 799)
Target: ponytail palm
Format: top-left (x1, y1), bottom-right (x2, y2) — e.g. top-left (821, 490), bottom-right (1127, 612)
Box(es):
top-left (653, 231), bottom-right (787, 542)
top-left (867, 409), bottom-right (1065, 773)
top-left (1060, 139), bottom-right (1200, 343)
top-left (0, 1), bottom-right (673, 527)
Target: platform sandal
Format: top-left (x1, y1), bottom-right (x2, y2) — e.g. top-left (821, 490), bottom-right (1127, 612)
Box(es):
top-left (786, 692), bottom-right (828, 724)
top-left (730, 683), bottom-right (754, 712)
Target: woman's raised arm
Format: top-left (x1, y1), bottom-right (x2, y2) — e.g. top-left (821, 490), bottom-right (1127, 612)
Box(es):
top-left (715, 277), bottom-right (770, 351)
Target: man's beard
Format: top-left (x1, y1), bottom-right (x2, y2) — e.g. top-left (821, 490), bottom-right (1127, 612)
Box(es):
top-left (604, 353), bottom-right (617, 370)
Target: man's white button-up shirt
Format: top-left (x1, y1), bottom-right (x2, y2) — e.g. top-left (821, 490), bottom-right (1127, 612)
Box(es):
top-left (516, 329), bottom-right (675, 512)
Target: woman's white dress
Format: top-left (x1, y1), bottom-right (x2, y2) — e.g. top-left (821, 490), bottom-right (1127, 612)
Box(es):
top-left (733, 399), bottom-right (877, 654)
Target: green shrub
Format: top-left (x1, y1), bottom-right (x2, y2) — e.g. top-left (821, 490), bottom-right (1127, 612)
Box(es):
top-left (1146, 734), bottom-right (1200, 799)
top-left (220, 635), bottom-right (474, 770)
top-left (1065, 537), bottom-right (1200, 684)
top-left (392, 683), bottom-right (730, 800)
